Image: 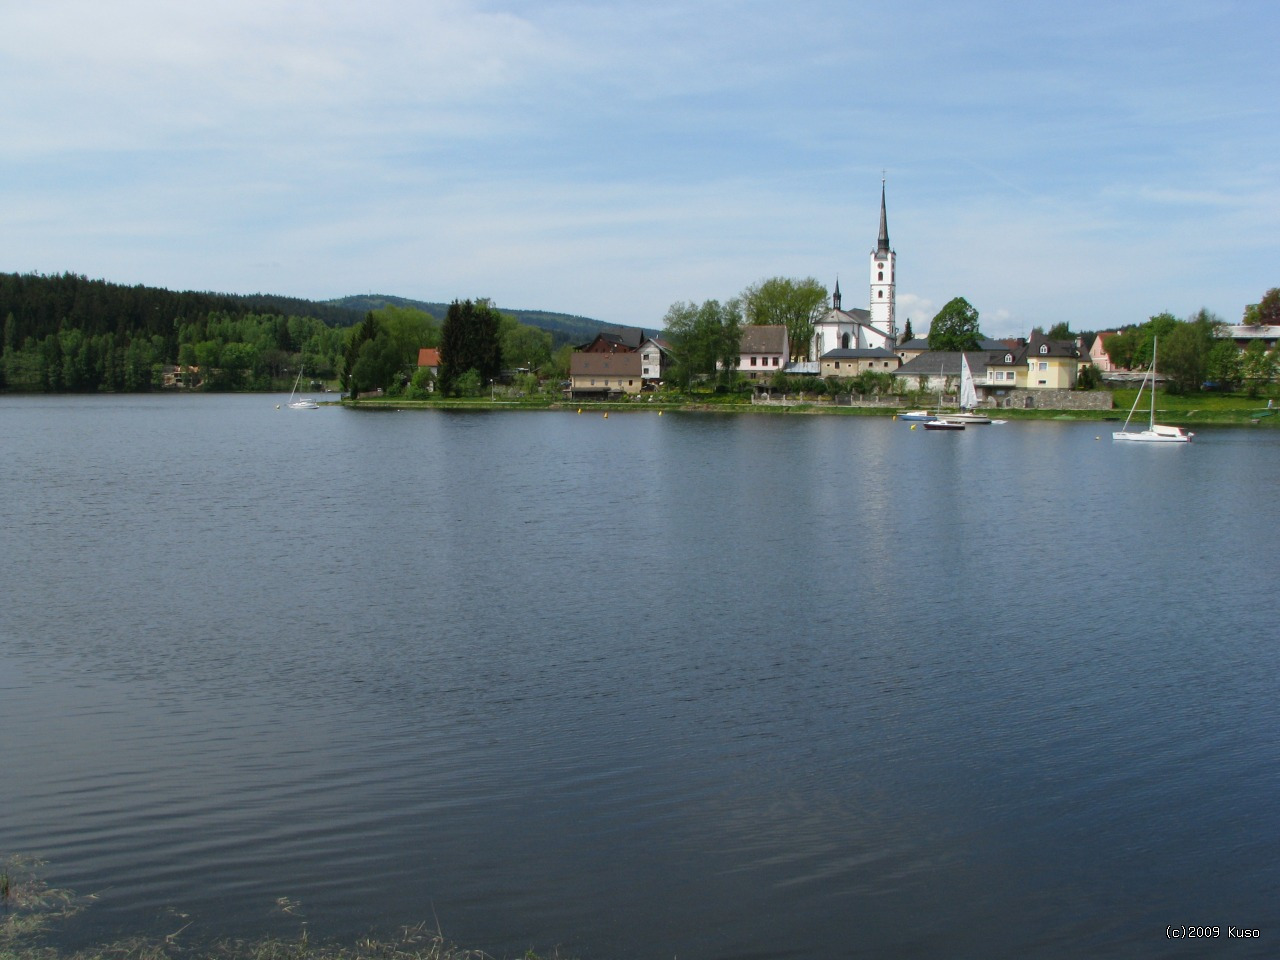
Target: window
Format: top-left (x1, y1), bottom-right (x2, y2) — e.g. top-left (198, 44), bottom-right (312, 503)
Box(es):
top-left (643, 367), bottom-right (650, 375)
top-left (751, 356), bottom-right (758, 366)
top-left (1038, 361), bottom-right (1048, 371)
top-left (878, 271), bottom-right (884, 281)
top-left (878, 291), bottom-right (884, 298)
top-left (772, 357), bottom-right (779, 366)
top-left (835, 361), bottom-right (841, 369)
top-left (1040, 344), bottom-right (1049, 354)
top-left (1005, 353), bottom-right (1013, 363)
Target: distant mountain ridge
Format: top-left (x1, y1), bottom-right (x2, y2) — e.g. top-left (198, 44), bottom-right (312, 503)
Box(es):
top-left (327, 294), bottom-right (650, 348)
top-left (0, 271), bottom-right (649, 350)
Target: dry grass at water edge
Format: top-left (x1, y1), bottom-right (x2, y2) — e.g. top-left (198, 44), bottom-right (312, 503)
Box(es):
top-left (1, 857), bottom-right (571, 960)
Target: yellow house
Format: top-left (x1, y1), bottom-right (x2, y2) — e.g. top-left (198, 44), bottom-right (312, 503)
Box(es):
top-left (1023, 332), bottom-right (1080, 389)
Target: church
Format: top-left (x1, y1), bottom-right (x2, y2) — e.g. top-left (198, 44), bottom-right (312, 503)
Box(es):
top-left (808, 182), bottom-right (899, 364)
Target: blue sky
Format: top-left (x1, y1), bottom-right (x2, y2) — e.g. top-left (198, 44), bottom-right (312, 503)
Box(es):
top-left (2, 0), bottom-right (1277, 338)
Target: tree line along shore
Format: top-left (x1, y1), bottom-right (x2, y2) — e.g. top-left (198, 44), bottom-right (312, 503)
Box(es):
top-left (2, 272), bottom-right (1276, 425)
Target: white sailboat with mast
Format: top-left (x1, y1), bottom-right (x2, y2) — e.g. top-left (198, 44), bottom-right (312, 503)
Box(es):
top-left (1111, 337), bottom-right (1191, 443)
top-left (944, 353), bottom-right (991, 424)
top-left (287, 367), bottom-right (319, 410)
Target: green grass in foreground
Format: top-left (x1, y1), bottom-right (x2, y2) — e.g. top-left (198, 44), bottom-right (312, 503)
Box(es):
top-left (1, 857), bottom-right (569, 960)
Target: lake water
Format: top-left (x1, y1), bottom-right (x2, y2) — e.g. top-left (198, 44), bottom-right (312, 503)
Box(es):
top-left (2, 395), bottom-right (1277, 959)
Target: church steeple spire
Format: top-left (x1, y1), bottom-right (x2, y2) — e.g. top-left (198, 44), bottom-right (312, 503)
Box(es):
top-left (833, 276), bottom-right (842, 310)
top-left (869, 177), bottom-right (897, 345)
top-left (876, 177), bottom-right (890, 256)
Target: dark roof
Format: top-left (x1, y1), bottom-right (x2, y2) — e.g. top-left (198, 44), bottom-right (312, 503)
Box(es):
top-left (986, 346), bottom-right (1024, 367)
top-left (739, 325), bottom-right (788, 354)
top-left (876, 181), bottom-right (891, 256)
top-left (570, 352), bottom-right (643, 376)
top-left (1026, 332), bottom-right (1080, 358)
top-left (893, 351), bottom-right (988, 376)
top-left (577, 325), bottom-right (647, 351)
top-left (897, 337), bottom-right (931, 351)
top-left (602, 325), bottom-right (646, 349)
top-left (821, 347), bottom-right (898, 359)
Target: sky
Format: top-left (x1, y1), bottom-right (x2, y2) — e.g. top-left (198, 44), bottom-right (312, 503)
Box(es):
top-left (2, 0), bottom-right (1277, 339)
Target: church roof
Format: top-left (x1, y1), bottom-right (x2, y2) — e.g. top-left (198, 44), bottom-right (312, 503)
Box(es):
top-left (876, 181), bottom-right (891, 256)
top-left (822, 307), bottom-right (872, 324)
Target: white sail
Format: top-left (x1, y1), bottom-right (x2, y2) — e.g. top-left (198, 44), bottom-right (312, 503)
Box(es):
top-left (959, 354), bottom-right (979, 411)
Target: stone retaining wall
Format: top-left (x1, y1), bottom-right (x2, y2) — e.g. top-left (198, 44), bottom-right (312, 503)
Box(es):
top-left (752, 390), bottom-right (1113, 411)
top-left (981, 388), bottom-right (1113, 410)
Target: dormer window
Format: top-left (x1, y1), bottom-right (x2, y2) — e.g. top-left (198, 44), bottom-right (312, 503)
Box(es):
top-left (1039, 344), bottom-right (1049, 355)
top-left (1005, 353), bottom-right (1013, 363)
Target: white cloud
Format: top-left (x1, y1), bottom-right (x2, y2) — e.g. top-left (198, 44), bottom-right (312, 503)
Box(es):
top-left (1, 0), bottom-right (1278, 335)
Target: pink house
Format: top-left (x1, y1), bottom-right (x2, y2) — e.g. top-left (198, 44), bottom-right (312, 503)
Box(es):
top-left (1088, 332), bottom-right (1122, 372)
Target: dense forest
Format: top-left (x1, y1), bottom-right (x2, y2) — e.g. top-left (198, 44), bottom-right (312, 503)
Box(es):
top-left (0, 273), bottom-right (606, 394)
top-left (0, 272), bottom-right (361, 392)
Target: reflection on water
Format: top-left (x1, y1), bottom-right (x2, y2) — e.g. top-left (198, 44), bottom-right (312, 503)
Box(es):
top-left (2, 396), bottom-right (1278, 959)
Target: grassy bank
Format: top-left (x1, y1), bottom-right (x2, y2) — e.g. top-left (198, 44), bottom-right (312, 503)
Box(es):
top-left (342, 390), bottom-right (1280, 426)
top-left (1, 857), bottom-right (568, 960)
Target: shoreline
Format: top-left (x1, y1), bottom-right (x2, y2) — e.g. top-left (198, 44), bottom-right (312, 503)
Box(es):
top-left (338, 396), bottom-right (1280, 427)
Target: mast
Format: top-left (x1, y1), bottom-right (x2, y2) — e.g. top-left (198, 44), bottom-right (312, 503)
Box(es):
top-left (1149, 337), bottom-right (1157, 430)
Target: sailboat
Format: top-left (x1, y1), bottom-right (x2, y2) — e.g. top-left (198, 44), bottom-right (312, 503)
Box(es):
top-left (944, 354), bottom-right (991, 424)
top-left (287, 367), bottom-right (319, 410)
top-left (923, 359), bottom-right (965, 429)
top-left (1112, 337), bottom-right (1191, 442)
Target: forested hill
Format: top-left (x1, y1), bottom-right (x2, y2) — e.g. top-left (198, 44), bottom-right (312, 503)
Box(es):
top-left (0, 272), bottom-right (366, 345)
top-left (0, 273), bottom-right (622, 351)
top-left (0, 271), bottom-right (635, 393)
top-left (327, 295), bottom-right (625, 348)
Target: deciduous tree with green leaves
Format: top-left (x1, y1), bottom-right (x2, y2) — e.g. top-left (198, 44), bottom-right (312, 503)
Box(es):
top-left (662, 298), bottom-right (743, 388)
top-left (926, 297), bottom-right (981, 351)
top-left (741, 277), bottom-right (827, 361)
top-left (1248, 288), bottom-right (1280, 326)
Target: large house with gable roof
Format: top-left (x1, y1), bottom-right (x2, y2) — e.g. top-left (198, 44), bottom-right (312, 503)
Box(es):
top-left (893, 333), bottom-right (1082, 403)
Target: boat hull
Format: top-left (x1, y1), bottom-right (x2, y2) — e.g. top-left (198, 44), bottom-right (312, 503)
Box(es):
top-left (924, 419), bottom-right (965, 430)
top-left (1112, 428), bottom-right (1191, 442)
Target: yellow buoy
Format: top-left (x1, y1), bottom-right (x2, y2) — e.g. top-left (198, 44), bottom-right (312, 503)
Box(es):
top-left (910, 424), bottom-right (916, 430)
top-left (577, 408), bottom-right (582, 414)
top-left (603, 412), bottom-right (608, 418)
top-left (658, 410), bottom-right (663, 416)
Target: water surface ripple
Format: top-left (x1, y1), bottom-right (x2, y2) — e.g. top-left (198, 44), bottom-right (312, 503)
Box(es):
top-left (2, 396), bottom-right (1277, 959)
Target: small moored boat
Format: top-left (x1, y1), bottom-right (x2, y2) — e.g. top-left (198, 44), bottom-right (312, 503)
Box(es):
top-left (1112, 338), bottom-right (1191, 443)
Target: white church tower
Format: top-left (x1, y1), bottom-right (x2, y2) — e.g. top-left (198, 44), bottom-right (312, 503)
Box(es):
top-left (869, 178), bottom-right (896, 343)
top-left (807, 179), bottom-right (901, 362)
